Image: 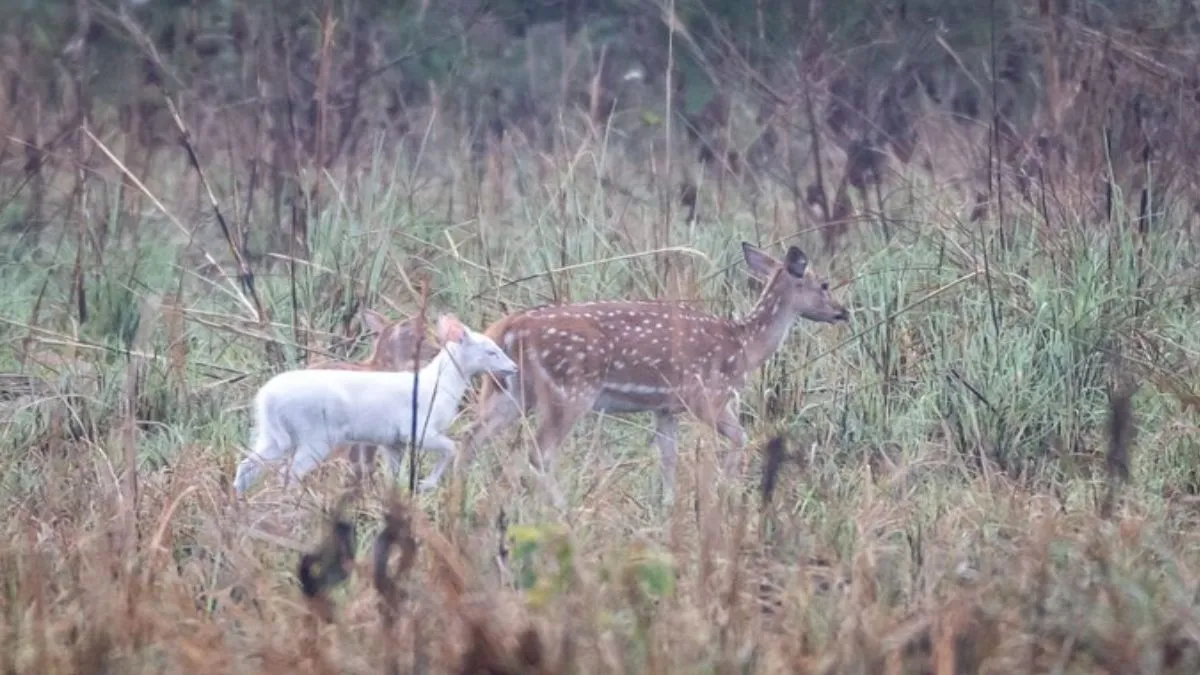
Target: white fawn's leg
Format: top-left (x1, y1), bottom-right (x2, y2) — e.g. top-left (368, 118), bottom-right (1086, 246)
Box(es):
top-left (278, 439), bottom-right (336, 485)
top-left (418, 433), bottom-right (457, 492)
top-left (351, 444), bottom-right (379, 485)
top-left (234, 426), bottom-right (293, 496)
top-left (653, 412), bottom-right (680, 500)
top-left (285, 441), bottom-right (335, 488)
top-left (382, 444), bottom-right (404, 482)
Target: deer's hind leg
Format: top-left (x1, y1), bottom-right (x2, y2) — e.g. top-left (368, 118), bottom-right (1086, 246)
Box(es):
top-left (653, 411), bottom-right (680, 503)
top-left (234, 424), bottom-right (293, 497)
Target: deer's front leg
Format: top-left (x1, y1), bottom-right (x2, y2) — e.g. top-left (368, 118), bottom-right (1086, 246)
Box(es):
top-left (715, 404), bottom-right (749, 475)
top-left (693, 398), bottom-right (748, 476)
top-left (456, 380), bottom-right (524, 481)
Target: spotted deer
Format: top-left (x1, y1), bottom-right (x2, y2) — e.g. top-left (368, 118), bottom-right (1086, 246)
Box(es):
top-left (423, 242), bottom-right (850, 498)
top-left (306, 309), bottom-right (439, 483)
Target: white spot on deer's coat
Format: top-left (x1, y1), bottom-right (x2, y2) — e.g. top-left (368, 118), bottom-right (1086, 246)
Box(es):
top-left (607, 382), bottom-right (669, 395)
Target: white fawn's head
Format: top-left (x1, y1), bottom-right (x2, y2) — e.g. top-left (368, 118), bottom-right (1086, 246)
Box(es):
top-left (437, 314), bottom-right (519, 378)
top-left (742, 241), bottom-right (850, 325)
top-left (360, 309), bottom-right (440, 369)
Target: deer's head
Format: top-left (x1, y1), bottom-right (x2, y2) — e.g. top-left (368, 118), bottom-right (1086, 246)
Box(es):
top-left (742, 242), bottom-right (850, 324)
top-left (436, 314), bottom-right (519, 378)
top-left (361, 309), bottom-right (439, 369)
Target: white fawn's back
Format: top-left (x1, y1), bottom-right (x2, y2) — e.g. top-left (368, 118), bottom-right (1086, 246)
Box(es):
top-left (443, 241), bottom-right (849, 500)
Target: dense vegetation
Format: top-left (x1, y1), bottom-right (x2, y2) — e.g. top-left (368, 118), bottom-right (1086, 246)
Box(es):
top-left (2, 0), bottom-right (1200, 672)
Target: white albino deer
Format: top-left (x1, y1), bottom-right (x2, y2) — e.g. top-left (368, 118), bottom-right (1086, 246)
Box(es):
top-left (233, 314), bottom-right (518, 497)
top-left (306, 309), bottom-right (439, 483)
top-left (424, 242), bottom-right (849, 498)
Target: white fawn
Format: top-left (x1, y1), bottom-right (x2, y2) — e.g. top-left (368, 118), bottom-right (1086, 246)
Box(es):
top-left (428, 242), bottom-right (849, 498)
top-left (233, 314), bottom-right (518, 497)
top-left (305, 309), bottom-right (439, 483)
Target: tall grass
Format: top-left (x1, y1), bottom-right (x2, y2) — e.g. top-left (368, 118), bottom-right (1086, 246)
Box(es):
top-left (2, 113), bottom-right (1200, 673)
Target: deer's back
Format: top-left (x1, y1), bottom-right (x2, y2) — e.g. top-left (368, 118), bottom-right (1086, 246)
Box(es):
top-left (486, 301), bottom-right (749, 409)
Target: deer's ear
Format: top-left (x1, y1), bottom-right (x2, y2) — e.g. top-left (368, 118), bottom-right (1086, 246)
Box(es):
top-left (784, 246), bottom-right (808, 278)
top-left (742, 242), bottom-right (779, 279)
top-left (359, 309), bottom-right (389, 334)
top-left (739, 239), bottom-right (777, 278)
top-left (391, 318), bottom-right (425, 343)
top-left (436, 314), bottom-right (465, 344)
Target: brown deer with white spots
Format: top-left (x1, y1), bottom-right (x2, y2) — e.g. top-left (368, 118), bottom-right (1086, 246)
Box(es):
top-left (424, 242), bottom-right (850, 501)
top-left (306, 309), bottom-right (439, 484)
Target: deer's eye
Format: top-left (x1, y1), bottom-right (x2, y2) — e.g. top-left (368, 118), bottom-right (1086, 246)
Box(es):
top-left (820, 281), bottom-right (829, 291)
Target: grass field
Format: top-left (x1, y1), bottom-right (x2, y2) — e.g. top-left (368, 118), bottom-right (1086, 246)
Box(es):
top-left (3, 118), bottom-right (1200, 674)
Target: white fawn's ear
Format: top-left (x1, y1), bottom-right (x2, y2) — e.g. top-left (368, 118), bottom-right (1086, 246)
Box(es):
top-left (359, 308), bottom-right (389, 335)
top-left (784, 246), bottom-right (808, 278)
top-left (436, 314), bottom-right (466, 344)
top-left (742, 241), bottom-right (780, 279)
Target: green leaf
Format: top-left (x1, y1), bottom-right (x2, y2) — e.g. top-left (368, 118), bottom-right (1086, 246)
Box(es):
top-left (630, 550), bottom-right (676, 599)
top-left (506, 523), bottom-right (573, 598)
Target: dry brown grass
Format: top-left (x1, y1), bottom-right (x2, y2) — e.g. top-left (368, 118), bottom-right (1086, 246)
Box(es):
top-left (3, 408), bottom-right (1200, 675)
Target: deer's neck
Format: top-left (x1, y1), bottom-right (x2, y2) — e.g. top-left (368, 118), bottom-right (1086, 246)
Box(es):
top-left (416, 348), bottom-right (471, 410)
top-left (736, 280), bottom-right (796, 372)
